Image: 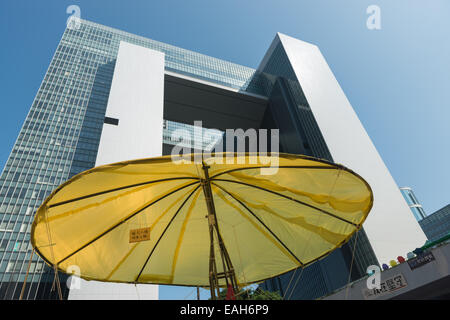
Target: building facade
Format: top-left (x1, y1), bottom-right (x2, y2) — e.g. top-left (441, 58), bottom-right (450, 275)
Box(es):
top-left (0, 18), bottom-right (426, 299)
top-left (0, 18), bottom-right (263, 300)
top-left (258, 34), bottom-right (426, 299)
top-left (419, 204), bottom-right (450, 242)
top-left (400, 187), bottom-right (427, 221)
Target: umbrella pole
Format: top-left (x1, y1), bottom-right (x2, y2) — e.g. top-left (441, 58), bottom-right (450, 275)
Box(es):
top-left (202, 164), bottom-right (239, 300)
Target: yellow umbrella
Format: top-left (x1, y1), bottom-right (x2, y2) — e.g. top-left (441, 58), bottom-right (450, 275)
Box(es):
top-left (31, 153), bottom-right (373, 299)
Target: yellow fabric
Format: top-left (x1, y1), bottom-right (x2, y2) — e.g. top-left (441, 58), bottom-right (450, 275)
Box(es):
top-left (31, 153), bottom-right (373, 287)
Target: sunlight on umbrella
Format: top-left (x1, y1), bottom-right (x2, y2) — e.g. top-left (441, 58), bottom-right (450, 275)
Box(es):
top-left (30, 153), bottom-right (373, 299)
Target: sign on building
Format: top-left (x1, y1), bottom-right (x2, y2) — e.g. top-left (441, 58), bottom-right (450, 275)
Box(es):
top-left (362, 274), bottom-right (408, 300)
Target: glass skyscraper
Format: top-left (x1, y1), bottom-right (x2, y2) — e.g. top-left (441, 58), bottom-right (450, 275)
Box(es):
top-left (256, 38), bottom-right (378, 300)
top-left (0, 18), bottom-right (425, 300)
top-left (400, 187), bottom-right (427, 221)
top-left (0, 18), bottom-right (263, 300)
top-left (419, 204), bottom-right (450, 242)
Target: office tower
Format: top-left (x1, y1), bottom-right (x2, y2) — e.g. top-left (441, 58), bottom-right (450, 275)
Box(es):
top-left (400, 187), bottom-right (427, 221)
top-left (257, 34), bottom-right (426, 299)
top-left (0, 18), bottom-right (263, 300)
top-left (0, 19), bottom-right (426, 300)
top-left (419, 204), bottom-right (450, 242)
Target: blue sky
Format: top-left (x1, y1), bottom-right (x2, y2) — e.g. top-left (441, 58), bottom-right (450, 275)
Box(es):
top-left (1, 0), bottom-right (449, 299)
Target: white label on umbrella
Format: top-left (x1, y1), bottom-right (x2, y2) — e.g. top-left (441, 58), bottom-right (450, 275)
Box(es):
top-left (129, 227), bottom-right (151, 243)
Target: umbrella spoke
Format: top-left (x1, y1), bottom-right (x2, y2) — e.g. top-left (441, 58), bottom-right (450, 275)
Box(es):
top-left (105, 189), bottom-right (195, 281)
top-left (135, 186), bottom-right (201, 282)
top-left (213, 178), bottom-right (358, 227)
top-left (56, 181), bottom-right (200, 266)
top-left (212, 182), bottom-right (304, 267)
top-left (48, 177), bottom-right (199, 208)
top-left (210, 165), bottom-right (337, 179)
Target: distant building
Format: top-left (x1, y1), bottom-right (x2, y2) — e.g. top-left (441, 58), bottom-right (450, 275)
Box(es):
top-left (400, 187), bottom-right (427, 221)
top-left (419, 204), bottom-right (450, 242)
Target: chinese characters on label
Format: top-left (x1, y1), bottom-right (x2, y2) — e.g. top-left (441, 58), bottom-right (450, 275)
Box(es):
top-left (363, 274), bottom-right (407, 300)
top-left (129, 227), bottom-right (151, 243)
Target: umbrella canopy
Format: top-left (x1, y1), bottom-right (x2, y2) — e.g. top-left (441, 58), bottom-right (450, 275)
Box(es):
top-left (31, 153), bottom-right (373, 290)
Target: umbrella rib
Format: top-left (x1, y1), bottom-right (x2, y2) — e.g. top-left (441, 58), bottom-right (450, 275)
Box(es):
top-left (135, 186), bottom-right (201, 282)
top-left (213, 178), bottom-right (357, 227)
top-left (210, 165), bottom-right (337, 179)
top-left (56, 181), bottom-right (200, 266)
top-left (212, 182), bottom-right (304, 267)
top-left (48, 177), bottom-right (199, 208)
